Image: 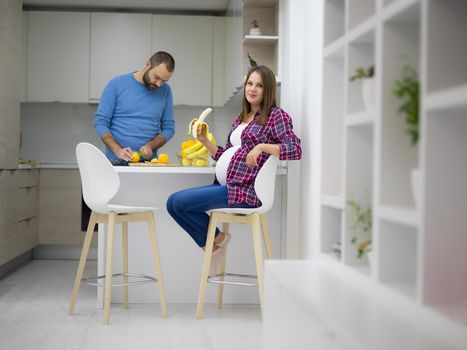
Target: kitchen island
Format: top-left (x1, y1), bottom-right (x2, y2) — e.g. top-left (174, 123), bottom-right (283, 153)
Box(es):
top-left (96, 165), bottom-right (288, 305)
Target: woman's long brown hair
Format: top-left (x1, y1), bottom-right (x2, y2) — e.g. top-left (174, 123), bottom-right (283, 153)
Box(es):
top-left (240, 65), bottom-right (277, 126)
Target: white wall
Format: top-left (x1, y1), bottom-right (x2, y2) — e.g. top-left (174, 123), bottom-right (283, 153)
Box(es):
top-left (279, 0), bottom-right (324, 258)
top-left (20, 104), bottom-right (239, 163)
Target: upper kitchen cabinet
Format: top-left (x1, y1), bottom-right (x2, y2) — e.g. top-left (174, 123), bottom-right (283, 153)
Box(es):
top-left (89, 13), bottom-right (152, 102)
top-left (152, 15), bottom-right (213, 106)
top-left (224, 0), bottom-right (244, 102)
top-left (27, 11), bottom-right (90, 102)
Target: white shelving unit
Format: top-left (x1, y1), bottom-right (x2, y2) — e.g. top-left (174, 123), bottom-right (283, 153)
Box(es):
top-left (320, 0), bottom-right (467, 329)
top-left (243, 0), bottom-right (280, 78)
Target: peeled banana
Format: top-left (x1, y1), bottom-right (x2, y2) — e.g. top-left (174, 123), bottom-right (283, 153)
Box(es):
top-left (191, 107), bottom-right (212, 139)
top-left (179, 107), bottom-right (217, 167)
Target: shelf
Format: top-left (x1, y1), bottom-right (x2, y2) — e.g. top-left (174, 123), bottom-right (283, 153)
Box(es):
top-left (323, 36), bottom-right (345, 58)
top-left (347, 263), bottom-right (371, 277)
top-left (426, 0), bottom-right (467, 93)
top-left (346, 111), bottom-right (374, 126)
top-left (347, 0), bottom-right (375, 32)
top-left (320, 206), bottom-right (343, 257)
top-left (347, 15), bottom-right (375, 44)
top-left (428, 300), bottom-right (467, 328)
top-left (423, 109), bottom-right (467, 326)
top-left (243, 35), bottom-right (278, 45)
top-left (324, 0), bottom-right (346, 47)
top-left (383, 0), bottom-right (421, 23)
top-left (378, 220), bottom-right (418, 300)
top-left (378, 205), bottom-right (418, 227)
top-left (425, 84), bottom-right (467, 112)
top-left (321, 194), bottom-right (345, 209)
top-left (382, 281), bottom-right (417, 300)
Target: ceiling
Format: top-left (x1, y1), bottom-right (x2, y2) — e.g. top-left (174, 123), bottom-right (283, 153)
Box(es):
top-left (23, 0), bottom-right (231, 13)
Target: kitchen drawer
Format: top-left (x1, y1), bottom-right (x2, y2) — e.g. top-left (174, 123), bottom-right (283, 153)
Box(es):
top-left (17, 217), bottom-right (38, 254)
top-left (15, 169), bottom-right (39, 188)
top-left (16, 187), bottom-right (38, 221)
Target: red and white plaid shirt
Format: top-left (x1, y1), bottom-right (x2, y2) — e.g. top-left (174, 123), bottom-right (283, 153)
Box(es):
top-left (213, 107), bottom-right (302, 207)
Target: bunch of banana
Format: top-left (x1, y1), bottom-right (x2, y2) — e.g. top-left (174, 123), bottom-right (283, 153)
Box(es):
top-left (179, 107), bottom-right (217, 167)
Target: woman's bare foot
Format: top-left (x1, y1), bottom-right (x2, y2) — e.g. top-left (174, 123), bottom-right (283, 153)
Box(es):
top-left (214, 232), bottom-right (231, 248)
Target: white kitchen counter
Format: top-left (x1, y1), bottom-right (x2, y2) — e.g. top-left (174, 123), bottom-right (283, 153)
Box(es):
top-left (96, 165), bottom-right (288, 305)
top-left (114, 165), bottom-right (287, 174)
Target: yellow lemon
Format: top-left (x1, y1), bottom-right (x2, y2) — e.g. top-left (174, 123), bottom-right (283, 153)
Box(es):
top-left (130, 152), bottom-right (140, 163)
top-left (150, 158), bottom-right (159, 163)
top-left (159, 153), bottom-right (169, 163)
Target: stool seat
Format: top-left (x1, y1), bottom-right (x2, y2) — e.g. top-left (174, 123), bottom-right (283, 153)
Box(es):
top-left (107, 203), bottom-right (158, 213)
top-left (68, 143), bottom-right (168, 325)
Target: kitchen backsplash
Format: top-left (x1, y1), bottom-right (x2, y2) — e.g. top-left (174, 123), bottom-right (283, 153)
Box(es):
top-left (20, 102), bottom-right (239, 163)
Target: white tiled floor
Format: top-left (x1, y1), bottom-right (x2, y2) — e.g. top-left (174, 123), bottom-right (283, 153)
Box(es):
top-left (0, 260), bottom-right (262, 350)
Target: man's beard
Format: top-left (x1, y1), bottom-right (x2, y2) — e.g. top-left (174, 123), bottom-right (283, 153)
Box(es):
top-left (143, 70), bottom-right (157, 90)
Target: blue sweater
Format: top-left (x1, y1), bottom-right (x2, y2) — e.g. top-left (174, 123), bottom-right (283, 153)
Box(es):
top-left (94, 72), bottom-right (175, 160)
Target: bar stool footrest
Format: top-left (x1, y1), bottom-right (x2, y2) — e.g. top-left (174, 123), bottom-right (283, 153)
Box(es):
top-left (82, 273), bottom-right (157, 287)
top-left (207, 272), bottom-right (258, 287)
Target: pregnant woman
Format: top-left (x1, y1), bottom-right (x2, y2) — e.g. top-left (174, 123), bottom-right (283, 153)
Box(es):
top-left (166, 65), bottom-right (302, 275)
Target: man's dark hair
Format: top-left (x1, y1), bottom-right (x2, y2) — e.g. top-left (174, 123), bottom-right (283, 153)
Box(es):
top-left (149, 51), bottom-right (175, 72)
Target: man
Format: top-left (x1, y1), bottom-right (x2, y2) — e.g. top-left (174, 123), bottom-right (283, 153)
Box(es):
top-left (95, 51), bottom-right (175, 163)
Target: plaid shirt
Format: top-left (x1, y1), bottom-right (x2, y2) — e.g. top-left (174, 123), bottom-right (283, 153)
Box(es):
top-left (213, 107), bottom-right (302, 207)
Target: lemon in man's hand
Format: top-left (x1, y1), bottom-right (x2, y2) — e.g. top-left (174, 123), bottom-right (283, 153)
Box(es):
top-left (130, 151), bottom-right (146, 163)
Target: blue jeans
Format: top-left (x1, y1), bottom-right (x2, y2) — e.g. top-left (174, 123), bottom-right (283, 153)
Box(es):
top-left (166, 184), bottom-right (255, 247)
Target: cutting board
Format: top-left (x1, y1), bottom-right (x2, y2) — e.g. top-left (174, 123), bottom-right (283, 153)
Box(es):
top-left (128, 162), bottom-right (181, 167)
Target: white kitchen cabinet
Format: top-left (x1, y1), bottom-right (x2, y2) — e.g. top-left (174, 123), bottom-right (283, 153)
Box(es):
top-left (212, 17), bottom-right (226, 106)
top-left (152, 15), bottom-right (213, 106)
top-left (0, 169), bottom-right (38, 266)
top-left (27, 11), bottom-right (90, 102)
top-left (89, 13), bottom-right (152, 102)
top-left (224, 0), bottom-right (244, 102)
top-left (38, 169), bottom-right (82, 245)
top-left (21, 12), bottom-right (28, 102)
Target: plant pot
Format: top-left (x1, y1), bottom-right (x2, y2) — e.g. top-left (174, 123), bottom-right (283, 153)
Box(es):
top-left (362, 78), bottom-right (375, 111)
top-left (249, 27), bottom-right (261, 36)
top-left (411, 168), bottom-right (421, 208)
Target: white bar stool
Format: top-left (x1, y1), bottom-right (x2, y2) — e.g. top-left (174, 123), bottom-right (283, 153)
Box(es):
top-left (68, 142), bottom-right (168, 325)
top-left (196, 149), bottom-right (279, 319)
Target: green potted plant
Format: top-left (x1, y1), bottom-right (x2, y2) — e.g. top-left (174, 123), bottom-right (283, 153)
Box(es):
top-left (247, 52), bottom-right (258, 73)
top-left (393, 64), bottom-right (420, 207)
top-left (349, 65), bottom-right (375, 111)
top-left (393, 64), bottom-right (419, 146)
top-left (347, 199), bottom-right (372, 261)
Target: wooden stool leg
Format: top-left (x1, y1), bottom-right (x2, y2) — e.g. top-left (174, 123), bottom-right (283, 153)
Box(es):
top-left (103, 212), bottom-right (116, 325)
top-left (68, 211), bottom-right (98, 315)
top-left (260, 214), bottom-right (273, 259)
top-left (217, 222), bottom-right (230, 309)
top-left (146, 211), bottom-right (168, 318)
top-left (196, 213), bottom-right (218, 319)
top-left (251, 214), bottom-right (265, 316)
top-left (122, 222), bottom-right (129, 309)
